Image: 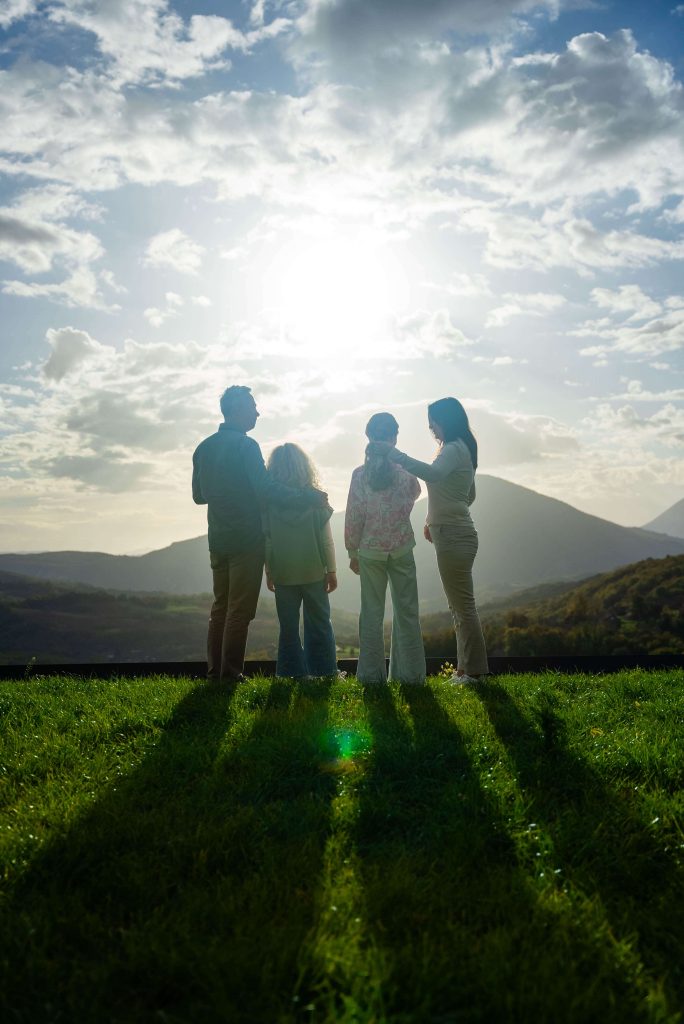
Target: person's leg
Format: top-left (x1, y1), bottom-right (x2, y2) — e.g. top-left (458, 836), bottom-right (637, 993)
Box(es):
top-left (357, 557), bottom-right (389, 684)
top-left (220, 541), bottom-right (265, 681)
top-left (274, 584), bottom-right (307, 678)
top-left (207, 554), bottom-right (230, 681)
top-left (387, 550), bottom-right (426, 684)
top-left (301, 580), bottom-right (337, 676)
top-left (432, 526), bottom-right (489, 677)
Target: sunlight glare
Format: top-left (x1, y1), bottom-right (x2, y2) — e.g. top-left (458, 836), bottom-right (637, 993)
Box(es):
top-left (265, 232), bottom-right (404, 359)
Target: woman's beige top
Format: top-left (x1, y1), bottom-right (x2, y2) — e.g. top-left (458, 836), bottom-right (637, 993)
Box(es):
top-left (393, 439), bottom-right (476, 527)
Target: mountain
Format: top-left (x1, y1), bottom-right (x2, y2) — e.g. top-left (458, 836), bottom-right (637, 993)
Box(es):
top-left (1, 476), bottom-right (684, 613)
top-left (642, 498), bottom-right (684, 539)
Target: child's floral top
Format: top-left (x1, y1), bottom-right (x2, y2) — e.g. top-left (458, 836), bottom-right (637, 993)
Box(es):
top-left (344, 465), bottom-right (421, 557)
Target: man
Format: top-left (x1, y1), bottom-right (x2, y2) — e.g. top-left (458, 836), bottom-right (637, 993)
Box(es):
top-left (193, 385), bottom-right (327, 683)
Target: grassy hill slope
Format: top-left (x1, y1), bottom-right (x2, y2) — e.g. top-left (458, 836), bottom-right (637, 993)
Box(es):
top-left (421, 554), bottom-right (683, 658)
top-left (1, 670), bottom-right (682, 1023)
top-left (0, 571), bottom-right (360, 665)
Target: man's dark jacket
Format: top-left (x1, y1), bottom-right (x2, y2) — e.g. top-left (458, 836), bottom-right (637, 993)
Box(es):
top-left (192, 423), bottom-right (313, 556)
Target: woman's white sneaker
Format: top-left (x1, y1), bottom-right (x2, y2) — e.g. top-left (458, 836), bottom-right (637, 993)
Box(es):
top-left (450, 672), bottom-right (480, 685)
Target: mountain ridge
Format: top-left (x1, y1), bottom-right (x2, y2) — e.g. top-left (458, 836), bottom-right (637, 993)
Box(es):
top-left (642, 497), bottom-right (684, 540)
top-left (1, 475), bottom-right (683, 613)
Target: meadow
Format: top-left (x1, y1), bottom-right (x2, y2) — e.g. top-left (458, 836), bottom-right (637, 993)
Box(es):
top-left (1, 670), bottom-right (682, 1023)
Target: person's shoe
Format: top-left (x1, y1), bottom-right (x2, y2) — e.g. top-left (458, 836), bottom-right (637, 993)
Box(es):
top-left (336, 670), bottom-right (348, 680)
top-left (450, 672), bottom-right (480, 685)
top-left (218, 672), bottom-right (245, 684)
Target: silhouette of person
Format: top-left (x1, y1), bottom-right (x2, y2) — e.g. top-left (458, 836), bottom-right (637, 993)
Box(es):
top-left (345, 412), bottom-right (425, 684)
top-left (380, 397), bottom-right (488, 683)
top-left (192, 385), bottom-right (328, 683)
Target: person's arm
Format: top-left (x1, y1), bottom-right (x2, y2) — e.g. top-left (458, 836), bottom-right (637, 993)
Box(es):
top-left (390, 443), bottom-right (462, 483)
top-left (344, 470), bottom-right (366, 562)
top-left (192, 449), bottom-right (206, 505)
top-left (320, 519), bottom-right (338, 593)
top-left (242, 437), bottom-right (327, 508)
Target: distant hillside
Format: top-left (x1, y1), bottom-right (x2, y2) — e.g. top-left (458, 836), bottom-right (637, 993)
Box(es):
top-left (420, 555), bottom-right (684, 658)
top-left (1, 476), bottom-right (684, 613)
top-left (0, 571), bottom-right (360, 666)
top-left (643, 498), bottom-right (684, 539)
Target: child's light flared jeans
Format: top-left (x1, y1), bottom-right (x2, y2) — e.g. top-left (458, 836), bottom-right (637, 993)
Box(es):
top-left (357, 549), bottom-right (426, 684)
top-left (274, 579), bottom-right (338, 678)
top-left (431, 523), bottom-right (489, 677)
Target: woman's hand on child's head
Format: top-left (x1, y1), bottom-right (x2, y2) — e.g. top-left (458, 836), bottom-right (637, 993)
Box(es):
top-left (349, 557), bottom-right (360, 575)
top-left (325, 571), bottom-right (338, 593)
top-left (266, 573), bottom-right (275, 592)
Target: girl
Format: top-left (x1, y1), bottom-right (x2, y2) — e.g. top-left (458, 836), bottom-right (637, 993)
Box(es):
top-left (264, 443), bottom-right (339, 678)
top-left (345, 412), bottom-right (425, 684)
top-left (384, 397), bottom-right (488, 684)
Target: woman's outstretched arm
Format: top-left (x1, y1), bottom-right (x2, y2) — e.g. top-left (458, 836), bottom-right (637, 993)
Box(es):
top-left (386, 442), bottom-right (464, 483)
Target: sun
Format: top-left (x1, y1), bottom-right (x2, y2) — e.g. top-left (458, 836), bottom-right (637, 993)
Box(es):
top-left (262, 229), bottom-right (406, 359)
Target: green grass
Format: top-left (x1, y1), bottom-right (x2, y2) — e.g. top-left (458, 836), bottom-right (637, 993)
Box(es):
top-left (1, 671), bottom-right (683, 1024)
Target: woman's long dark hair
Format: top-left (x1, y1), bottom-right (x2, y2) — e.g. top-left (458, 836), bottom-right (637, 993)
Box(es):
top-left (364, 412), bottom-right (399, 491)
top-left (428, 397), bottom-right (478, 469)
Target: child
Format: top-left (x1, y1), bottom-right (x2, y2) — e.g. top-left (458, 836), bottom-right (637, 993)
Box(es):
top-left (345, 412), bottom-right (426, 684)
top-left (264, 443), bottom-right (339, 678)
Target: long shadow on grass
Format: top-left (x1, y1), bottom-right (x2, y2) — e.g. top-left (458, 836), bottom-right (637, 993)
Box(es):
top-left (2, 678), bottom-right (337, 1024)
top-left (353, 681), bottom-right (524, 1022)
top-left (474, 681), bottom-right (683, 1008)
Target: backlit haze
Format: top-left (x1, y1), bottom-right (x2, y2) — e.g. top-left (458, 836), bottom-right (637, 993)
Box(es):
top-left (1, 0), bottom-right (683, 554)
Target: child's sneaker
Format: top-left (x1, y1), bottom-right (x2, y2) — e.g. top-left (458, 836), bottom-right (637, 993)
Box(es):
top-left (450, 673), bottom-right (480, 685)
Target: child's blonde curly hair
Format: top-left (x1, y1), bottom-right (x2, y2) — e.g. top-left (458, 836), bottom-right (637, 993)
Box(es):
top-left (267, 442), bottom-right (321, 490)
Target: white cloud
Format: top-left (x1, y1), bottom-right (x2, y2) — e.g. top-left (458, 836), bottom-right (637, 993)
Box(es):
top-left (575, 298), bottom-right (684, 359)
top-left (0, 194), bottom-right (103, 275)
top-left (424, 271), bottom-right (492, 298)
top-left (469, 405), bottom-right (580, 467)
top-left (486, 291), bottom-right (565, 327)
top-left (392, 308), bottom-right (475, 357)
top-left (0, 187), bottom-right (112, 308)
top-left (1, 27), bottom-right (682, 219)
top-left (459, 208), bottom-right (684, 274)
top-left (588, 402), bottom-right (684, 447)
top-left (590, 285), bottom-right (662, 321)
top-left (49, 0), bottom-right (290, 86)
top-left (143, 290), bottom-right (184, 327)
top-left (42, 326), bottom-right (108, 381)
top-left (0, 0), bottom-right (38, 28)
top-left (4, 266), bottom-right (119, 310)
top-left (472, 355), bottom-right (529, 366)
top-left (143, 229), bottom-right (205, 275)
top-left (294, 0), bottom-right (562, 67)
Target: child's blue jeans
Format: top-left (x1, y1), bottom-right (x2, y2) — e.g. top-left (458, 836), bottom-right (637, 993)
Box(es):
top-left (274, 579), bottom-right (338, 678)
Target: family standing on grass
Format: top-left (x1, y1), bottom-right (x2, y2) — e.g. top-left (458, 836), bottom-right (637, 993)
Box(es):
top-left (192, 386), bottom-right (489, 687)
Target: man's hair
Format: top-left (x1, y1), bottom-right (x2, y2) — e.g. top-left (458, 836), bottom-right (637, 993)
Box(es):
top-left (220, 385), bottom-right (252, 420)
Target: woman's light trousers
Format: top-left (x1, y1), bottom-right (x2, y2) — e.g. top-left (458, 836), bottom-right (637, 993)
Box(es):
top-left (357, 549), bottom-right (426, 684)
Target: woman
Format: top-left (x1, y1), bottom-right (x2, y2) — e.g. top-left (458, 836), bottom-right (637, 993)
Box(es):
top-left (264, 443), bottom-right (339, 679)
top-left (345, 412), bottom-right (425, 684)
top-left (384, 397), bottom-right (488, 683)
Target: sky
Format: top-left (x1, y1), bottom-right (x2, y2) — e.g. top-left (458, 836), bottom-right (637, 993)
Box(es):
top-left (0, 0), bottom-right (683, 554)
